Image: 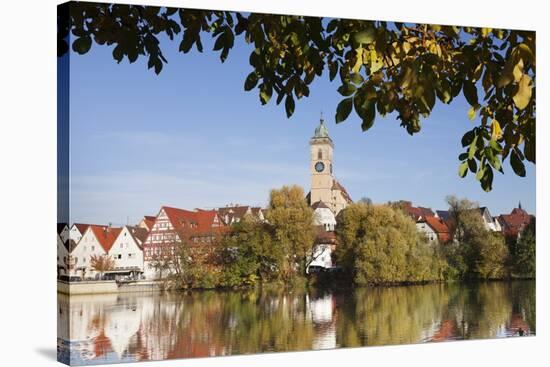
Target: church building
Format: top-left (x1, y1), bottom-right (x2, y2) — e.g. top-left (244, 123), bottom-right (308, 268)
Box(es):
top-left (307, 116), bottom-right (352, 216)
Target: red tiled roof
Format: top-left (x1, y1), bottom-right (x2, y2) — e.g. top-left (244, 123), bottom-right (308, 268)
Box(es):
top-left (424, 215), bottom-right (452, 243)
top-left (73, 223), bottom-right (92, 235)
top-left (498, 207), bottom-right (533, 238)
top-left (162, 206), bottom-right (226, 237)
top-left (89, 225), bottom-right (122, 253)
top-left (217, 205), bottom-right (250, 224)
top-left (403, 202), bottom-right (435, 220)
top-left (142, 216), bottom-right (156, 230)
top-left (314, 225), bottom-right (337, 244)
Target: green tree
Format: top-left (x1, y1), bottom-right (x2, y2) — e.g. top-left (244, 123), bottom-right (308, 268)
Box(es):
top-left (509, 219), bottom-right (536, 278)
top-left (335, 202), bottom-right (442, 285)
top-left (265, 185), bottom-right (315, 280)
top-left (219, 214), bottom-right (281, 286)
top-left (445, 195), bottom-right (508, 279)
top-left (58, 4), bottom-right (535, 191)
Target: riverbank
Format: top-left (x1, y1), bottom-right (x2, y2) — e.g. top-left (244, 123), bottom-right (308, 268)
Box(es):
top-left (57, 279), bottom-right (164, 295)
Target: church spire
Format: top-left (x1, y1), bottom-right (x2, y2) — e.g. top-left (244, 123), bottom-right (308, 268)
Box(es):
top-left (518, 201), bottom-right (522, 210)
top-left (313, 113), bottom-right (329, 138)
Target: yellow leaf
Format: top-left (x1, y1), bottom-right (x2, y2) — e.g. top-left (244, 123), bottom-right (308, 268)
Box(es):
top-left (512, 58), bottom-right (524, 83)
top-left (513, 74), bottom-right (532, 110)
top-left (468, 106), bottom-right (477, 120)
top-left (352, 47), bottom-right (363, 73)
top-left (491, 119), bottom-right (502, 140)
top-left (402, 41), bottom-right (411, 55)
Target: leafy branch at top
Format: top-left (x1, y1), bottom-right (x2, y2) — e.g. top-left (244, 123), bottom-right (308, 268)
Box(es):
top-left (58, 3), bottom-right (536, 192)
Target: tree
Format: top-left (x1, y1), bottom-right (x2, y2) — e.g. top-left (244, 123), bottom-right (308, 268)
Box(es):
top-left (90, 254), bottom-right (115, 279)
top-left (509, 218), bottom-right (536, 278)
top-left (219, 214), bottom-right (281, 287)
top-left (335, 203), bottom-right (442, 285)
top-left (444, 195), bottom-right (508, 279)
top-left (58, 4), bottom-right (535, 191)
top-left (265, 185), bottom-right (315, 280)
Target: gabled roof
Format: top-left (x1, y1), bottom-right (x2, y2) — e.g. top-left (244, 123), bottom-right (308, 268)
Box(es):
top-left (332, 180), bottom-right (353, 203)
top-left (498, 207), bottom-right (533, 238)
top-left (436, 210), bottom-right (451, 221)
top-left (73, 223), bottom-right (94, 235)
top-left (89, 225), bottom-right (122, 253)
top-left (217, 205), bottom-right (250, 224)
top-left (125, 225), bottom-right (149, 250)
top-left (141, 216), bottom-right (156, 230)
top-left (403, 202), bottom-right (434, 220)
top-left (423, 215), bottom-right (452, 243)
top-left (162, 206), bottom-right (226, 237)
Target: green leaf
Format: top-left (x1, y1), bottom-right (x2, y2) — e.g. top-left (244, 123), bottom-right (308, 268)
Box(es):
top-left (463, 81), bottom-right (478, 107)
top-left (244, 72), bottom-right (258, 91)
top-left (480, 165), bottom-right (494, 192)
top-left (461, 130), bottom-right (475, 147)
top-left (513, 74), bottom-right (532, 110)
top-left (510, 149), bottom-right (526, 177)
top-left (458, 161), bottom-right (468, 177)
top-left (337, 83), bottom-right (357, 97)
top-left (468, 136), bottom-right (478, 159)
top-left (467, 158), bottom-right (477, 173)
top-left (335, 98), bottom-right (353, 123)
top-left (285, 95), bottom-right (295, 118)
top-left (360, 101), bottom-right (376, 131)
top-left (350, 73), bottom-right (364, 85)
top-left (259, 83), bottom-right (272, 105)
top-left (73, 36), bottom-right (92, 55)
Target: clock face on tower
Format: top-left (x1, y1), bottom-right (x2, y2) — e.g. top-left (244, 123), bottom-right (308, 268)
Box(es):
top-left (315, 161), bottom-right (325, 172)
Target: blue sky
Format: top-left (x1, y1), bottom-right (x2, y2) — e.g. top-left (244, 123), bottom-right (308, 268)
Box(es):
top-left (64, 22), bottom-right (535, 225)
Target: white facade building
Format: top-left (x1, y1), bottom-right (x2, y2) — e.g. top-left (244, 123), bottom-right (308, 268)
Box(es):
top-left (307, 201), bottom-right (337, 273)
top-left (70, 225), bottom-right (121, 279)
top-left (108, 226), bottom-right (148, 278)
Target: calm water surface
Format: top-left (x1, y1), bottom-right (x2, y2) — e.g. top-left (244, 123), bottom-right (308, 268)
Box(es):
top-left (58, 281), bottom-right (535, 365)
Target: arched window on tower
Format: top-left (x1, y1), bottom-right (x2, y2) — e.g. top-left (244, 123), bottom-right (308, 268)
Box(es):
top-left (318, 149), bottom-right (323, 160)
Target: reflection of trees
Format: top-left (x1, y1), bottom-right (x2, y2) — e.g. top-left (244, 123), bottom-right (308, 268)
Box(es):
top-left (335, 284), bottom-right (447, 346)
top-left (58, 281), bottom-right (536, 363)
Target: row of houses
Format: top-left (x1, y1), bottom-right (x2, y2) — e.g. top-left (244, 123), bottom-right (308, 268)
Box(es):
top-left (401, 201), bottom-right (534, 245)
top-left (57, 205), bottom-right (265, 280)
top-left (57, 200), bottom-right (533, 280)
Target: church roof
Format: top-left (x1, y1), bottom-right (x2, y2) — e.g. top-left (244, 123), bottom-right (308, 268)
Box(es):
top-left (332, 180), bottom-right (353, 203)
top-left (313, 118), bottom-right (330, 138)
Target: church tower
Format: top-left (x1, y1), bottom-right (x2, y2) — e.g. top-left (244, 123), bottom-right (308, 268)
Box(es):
top-left (309, 115), bottom-right (352, 215)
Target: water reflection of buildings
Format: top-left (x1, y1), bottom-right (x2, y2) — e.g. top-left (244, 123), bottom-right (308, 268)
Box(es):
top-left (306, 293), bottom-right (337, 350)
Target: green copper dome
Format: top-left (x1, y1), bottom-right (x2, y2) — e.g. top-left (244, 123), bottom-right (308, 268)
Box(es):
top-left (314, 118), bottom-right (329, 138)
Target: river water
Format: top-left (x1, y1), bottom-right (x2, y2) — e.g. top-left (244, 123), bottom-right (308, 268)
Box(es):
top-left (57, 280), bottom-right (535, 365)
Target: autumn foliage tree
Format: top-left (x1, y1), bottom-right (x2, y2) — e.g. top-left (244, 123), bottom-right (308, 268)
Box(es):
top-left (58, 4), bottom-right (535, 192)
top-left (265, 185), bottom-right (315, 280)
top-left (335, 203), bottom-right (442, 285)
top-left (90, 253), bottom-right (115, 278)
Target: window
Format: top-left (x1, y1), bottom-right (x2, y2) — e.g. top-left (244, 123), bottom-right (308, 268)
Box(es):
top-left (91, 246), bottom-right (95, 251)
top-left (318, 149), bottom-right (323, 159)
top-left (74, 257), bottom-right (78, 264)
top-left (120, 243), bottom-right (123, 248)
top-left (117, 254), bottom-right (122, 259)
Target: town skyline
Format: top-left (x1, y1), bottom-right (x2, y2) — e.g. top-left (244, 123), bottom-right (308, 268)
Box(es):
top-left (63, 28), bottom-right (535, 225)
